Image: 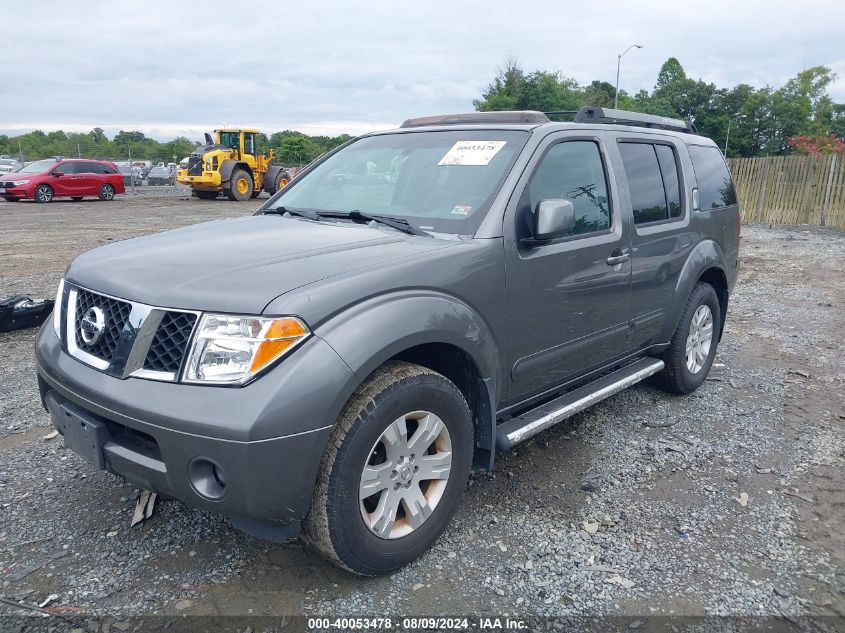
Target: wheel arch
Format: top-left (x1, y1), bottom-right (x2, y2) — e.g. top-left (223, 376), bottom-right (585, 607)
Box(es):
top-left (315, 291), bottom-right (501, 471)
top-left (659, 239), bottom-right (730, 343)
top-left (263, 165), bottom-right (292, 193)
top-left (219, 159), bottom-right (253, 186)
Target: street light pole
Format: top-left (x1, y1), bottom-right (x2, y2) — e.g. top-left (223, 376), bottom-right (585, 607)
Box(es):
top-left (615, 44), bottom-right (644, 109)
top-left (724, 118), bottom-right (733, 156)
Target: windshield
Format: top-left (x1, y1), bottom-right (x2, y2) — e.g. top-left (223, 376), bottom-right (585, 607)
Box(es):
top-left (265, 130), bottom-right (529, 234)
top-left (219, 131), bottom-right (240, 149)
top-left (15, 159), bottom-right (57, 173)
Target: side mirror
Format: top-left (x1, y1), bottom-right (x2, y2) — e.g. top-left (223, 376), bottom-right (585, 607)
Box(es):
top-left (532, 198), bottom-right (575, 241)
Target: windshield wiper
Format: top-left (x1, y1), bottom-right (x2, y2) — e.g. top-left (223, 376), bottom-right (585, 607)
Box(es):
top-left (323, 210), bottom-right (431, 237)
top-left (263, 206), bottom-right (323, 222)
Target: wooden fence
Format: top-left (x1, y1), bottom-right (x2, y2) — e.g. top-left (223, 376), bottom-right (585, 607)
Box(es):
top-left (728, 155), bottom-right (845, 229)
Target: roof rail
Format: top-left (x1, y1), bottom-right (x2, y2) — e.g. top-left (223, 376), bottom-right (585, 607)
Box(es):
top-left (400, 111), bottom-right (550, 128)
top-left (573, 106), bottom-right (697, 134)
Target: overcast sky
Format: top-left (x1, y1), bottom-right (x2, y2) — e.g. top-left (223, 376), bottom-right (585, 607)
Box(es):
top-left (2, 0), bottom-right (843, 141)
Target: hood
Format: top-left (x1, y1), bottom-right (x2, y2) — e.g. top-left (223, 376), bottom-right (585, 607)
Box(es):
top-left (66, 215), bottom-right (456, 314)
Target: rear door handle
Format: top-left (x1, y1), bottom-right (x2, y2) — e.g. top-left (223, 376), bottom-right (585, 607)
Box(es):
top-left (606, 253), bottom-right (630, 266)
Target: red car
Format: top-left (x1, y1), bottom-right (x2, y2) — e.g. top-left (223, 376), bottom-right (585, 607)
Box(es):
top-left (0, 158), bottom-right (125, 203)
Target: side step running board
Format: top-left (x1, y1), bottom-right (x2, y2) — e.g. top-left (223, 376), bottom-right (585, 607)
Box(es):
top-left (495, 358), bottom-right (665, 450)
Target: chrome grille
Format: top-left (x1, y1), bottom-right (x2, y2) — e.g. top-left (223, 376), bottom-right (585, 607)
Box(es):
top-left (143, 311), bottom-right (197, 373)
top-left (73, 289), bottom-right (132, 363)
top-left (64, 284), bottom-right (199, 382)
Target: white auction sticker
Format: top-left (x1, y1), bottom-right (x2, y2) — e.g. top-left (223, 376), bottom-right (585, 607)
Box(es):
top-left (438, 141), bottom-right (507, 166)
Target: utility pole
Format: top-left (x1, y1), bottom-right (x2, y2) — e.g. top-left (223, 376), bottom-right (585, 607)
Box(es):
top-left (78, 143), bottom-right (82, 158)
top-left (724, 119), bottom-right (732, 156)
top-left (128, 147), bottom-right (135, 195)
top-left (18, 140), bottom-right (23, 162)
top-left (615, 44), bottom-right (644, 109)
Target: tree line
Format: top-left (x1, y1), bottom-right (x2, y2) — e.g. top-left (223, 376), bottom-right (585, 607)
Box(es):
top-left (0, 128), bottom-right (353, 166)
top-left (474, 57), bottom-right (845, 157)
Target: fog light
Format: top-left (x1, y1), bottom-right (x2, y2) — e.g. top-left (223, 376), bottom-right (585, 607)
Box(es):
top-left (188, 457), bottom-right (227, 500)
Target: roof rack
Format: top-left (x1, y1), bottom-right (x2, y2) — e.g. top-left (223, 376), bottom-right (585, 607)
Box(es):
top-left (400, 111), bottom-right (550, 128)
top-left (571, 106), bottom-right (697, 134)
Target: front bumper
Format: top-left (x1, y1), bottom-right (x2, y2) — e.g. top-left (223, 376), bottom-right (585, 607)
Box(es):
top-left (35, 322), bottom-right (355, 539)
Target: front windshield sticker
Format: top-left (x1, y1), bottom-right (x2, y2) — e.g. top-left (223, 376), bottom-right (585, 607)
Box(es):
top-left (437, 141), bottom-right (507, 166)
top-left (451, 205), bottom-right (472, 216)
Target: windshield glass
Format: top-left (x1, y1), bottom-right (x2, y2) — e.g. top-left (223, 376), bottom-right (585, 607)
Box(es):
top-left (266, 130), bottom-right (529, 234)
top-left (16, 159), bottom-right (57, 173)
top-left (219, 131), bottom-right (240, 149)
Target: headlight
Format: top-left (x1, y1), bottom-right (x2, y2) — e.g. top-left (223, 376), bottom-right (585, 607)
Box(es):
top-left (52, 278), bottom-right (65, 338)
top-left (11, 179), bottom-right (30, 186)
top-left (184, 315), bottom-right (309, 384)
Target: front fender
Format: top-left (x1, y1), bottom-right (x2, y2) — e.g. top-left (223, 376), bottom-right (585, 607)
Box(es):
top-left (317, 290), bottom-right (500, 387)
top-left (658, 238), bottom-right (727, 342)
top-left (219, 160), bottom-right (250, 186)
top-left (315, 290), bottom-right (501, 467)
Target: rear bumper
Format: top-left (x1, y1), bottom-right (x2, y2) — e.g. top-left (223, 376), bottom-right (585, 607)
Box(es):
top-left (35, 322), bottom-right (354, 540)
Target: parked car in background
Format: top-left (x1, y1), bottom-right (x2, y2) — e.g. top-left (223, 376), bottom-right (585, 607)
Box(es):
top-left (0, 157), bottom-right (22, 174)
top-left (0, 158), bottom-right (124, 202)
top-left (146, 165), bottom-right (174, 186)
top-left (117, 165), bottom-right (143, 187)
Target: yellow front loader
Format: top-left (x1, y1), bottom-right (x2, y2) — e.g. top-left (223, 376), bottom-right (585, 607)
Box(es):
top-left (176, 128), bottom-right (292, 201)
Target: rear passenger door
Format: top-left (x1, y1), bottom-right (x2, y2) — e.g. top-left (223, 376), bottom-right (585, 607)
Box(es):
top-left (71, 162), bottom-right (100, 195)
top-left (504, 132), bottom-right (632, 403)
top-left (612, 134), bottom-right (694, 350)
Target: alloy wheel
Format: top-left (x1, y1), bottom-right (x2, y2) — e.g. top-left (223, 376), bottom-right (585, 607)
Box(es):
top-left (685, 304), bottom-right (714, 374)
top-left (359, 411), bottom-right (452, 539)
top-left (36, 186), bottom-right (52, 203)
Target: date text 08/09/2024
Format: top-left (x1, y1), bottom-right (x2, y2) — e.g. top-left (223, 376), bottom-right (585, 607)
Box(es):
top-left (306, 617), bottom-right (528, 630)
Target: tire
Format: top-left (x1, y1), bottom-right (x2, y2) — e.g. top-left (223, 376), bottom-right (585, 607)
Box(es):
top-left (98, 184), bottom-right (115, 201)
top-left (225, 169), bottom-right (253, 201)
top-left (250, 190), bottom-right (261, 199)
top-left (305, 361), bottom-right (473, 576)
top-left (194, 190), bottom-right (219, 200)
top-left (34, 184), bottom-right (53, 203)
top-left (273, 171), bottom-right (290, 194)
top-left (655, 281), bottom-right (721, 394)
top-left (71, 197), bottom-right (84, 201)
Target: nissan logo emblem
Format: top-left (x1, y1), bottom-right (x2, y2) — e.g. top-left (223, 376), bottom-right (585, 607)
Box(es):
top-left (80, 306), bottom-right (106, 345)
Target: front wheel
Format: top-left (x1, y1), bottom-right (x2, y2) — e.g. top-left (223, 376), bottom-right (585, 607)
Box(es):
top-left (305, 361), bottom-right (473, 576)
top-left (35, 185), bottom-right (53, 203)
top-left (225, 169), bottom-right (253, 201)
top-left (655, 281), bottom-right (721, 394)
top-left (98, 184), bottom-right (115, 201)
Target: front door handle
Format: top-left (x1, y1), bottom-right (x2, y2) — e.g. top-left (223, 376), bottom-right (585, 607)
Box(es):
top-left (606, 252), bottom-right (630, 266)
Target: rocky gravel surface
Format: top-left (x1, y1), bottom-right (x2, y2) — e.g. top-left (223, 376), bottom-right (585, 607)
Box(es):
top-left (0, 198), bottom-right (842, 630)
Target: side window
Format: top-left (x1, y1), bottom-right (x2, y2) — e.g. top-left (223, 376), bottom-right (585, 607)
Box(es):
top-left (654, 145), bottom-right (682, 219)
top-left (618, 143), bottom-right (668, 225)
top-left (243, 133), bottom-right (256, 156)
top-left (74, 162), bottom-right (95, 174)
top-left (53, 162), bottom-right (75, 175)
top-left (688, 145), bottom-right (737, 209)
top-left (525, 141), bottom-right (611, 238)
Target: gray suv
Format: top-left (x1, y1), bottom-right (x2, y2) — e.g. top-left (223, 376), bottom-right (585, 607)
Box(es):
top-left (36, 107), bottom-right (740, 575)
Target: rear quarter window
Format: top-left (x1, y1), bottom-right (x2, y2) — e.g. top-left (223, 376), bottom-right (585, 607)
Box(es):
top-left (688, 145), bottom-right (737, 210)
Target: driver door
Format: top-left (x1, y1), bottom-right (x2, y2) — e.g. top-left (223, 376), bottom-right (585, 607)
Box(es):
top-left (50, 162), bottom-right (76, 195)
top-left (504, 133), bottom-right (632, 404)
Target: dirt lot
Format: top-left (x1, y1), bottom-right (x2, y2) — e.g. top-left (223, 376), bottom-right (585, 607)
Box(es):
top-left (0, 195), bottom-right (843, 630)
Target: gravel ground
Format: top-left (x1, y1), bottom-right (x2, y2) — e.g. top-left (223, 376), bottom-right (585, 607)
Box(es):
top-left (0, 197), bottom-right (843, 630)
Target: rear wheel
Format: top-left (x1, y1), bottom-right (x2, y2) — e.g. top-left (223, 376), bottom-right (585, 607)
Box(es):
top-left (225, 169), bottom-right (253, 201)
top-left (35, 185), bottom-right (53, 203)
top-left (273, 171), bottom-right (290, 193)
top-left (98, 184), bottom-right (115, 201)
top-left (194, 190), bottom-right (219, 200)
top-left (305, 361), bottom-right (473, 576)
top-left (655, 281), bottom-right (721, 394)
